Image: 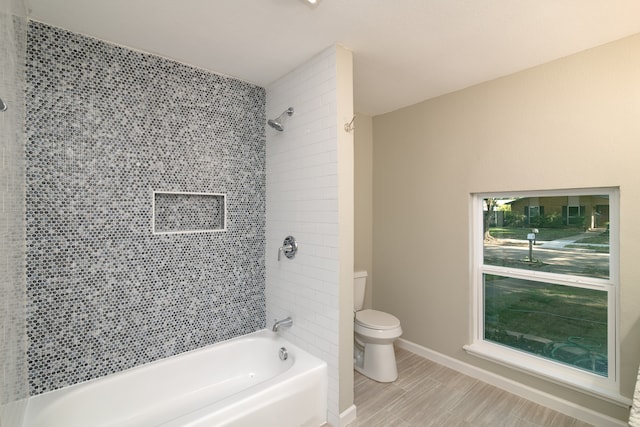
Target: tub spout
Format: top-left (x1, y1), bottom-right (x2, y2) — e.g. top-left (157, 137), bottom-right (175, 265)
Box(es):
top-left (272, 317), bottom-right (293, 332)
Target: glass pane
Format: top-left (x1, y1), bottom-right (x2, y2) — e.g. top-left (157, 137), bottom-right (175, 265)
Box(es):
top-left (483, 195), bottom-right (610, 279)
top-left (484, 274), bottom-right (608, 376)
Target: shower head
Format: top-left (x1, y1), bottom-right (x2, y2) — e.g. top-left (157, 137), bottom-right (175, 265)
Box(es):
top-left (267, 118), bottom-right (285, 132)
top-left (268, 107), bottom-right (294, 131)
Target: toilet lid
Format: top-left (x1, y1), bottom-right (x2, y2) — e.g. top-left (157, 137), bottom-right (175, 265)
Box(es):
top-left (355, 309), bottom-right (401, 330)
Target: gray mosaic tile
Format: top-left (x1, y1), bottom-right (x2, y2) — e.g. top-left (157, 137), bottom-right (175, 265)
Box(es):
top-left (25, 22), bottom-right (266, 395)
top-left (0, 10), bottom-right (29, 407)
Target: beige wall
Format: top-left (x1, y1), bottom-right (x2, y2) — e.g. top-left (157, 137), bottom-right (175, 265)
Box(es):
top-left (337, 45), bottom-right (355, 416)
top-left (354, 113), bottom-right (374, 309)
top-left (372, 33), bottom-right (640, 422)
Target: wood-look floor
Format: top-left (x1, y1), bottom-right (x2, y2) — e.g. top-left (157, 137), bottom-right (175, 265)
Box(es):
top-left (347, 347), bottom-right (594, 427)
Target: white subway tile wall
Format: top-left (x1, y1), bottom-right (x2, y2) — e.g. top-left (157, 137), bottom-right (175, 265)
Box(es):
top-left (266, 46), bottom-right (341, 426)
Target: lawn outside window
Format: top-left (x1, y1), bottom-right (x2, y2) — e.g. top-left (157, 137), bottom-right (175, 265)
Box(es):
top-left (464, 188), bottom-right (623, 404)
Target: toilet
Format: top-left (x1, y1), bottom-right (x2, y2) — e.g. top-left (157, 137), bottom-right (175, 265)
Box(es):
top-left (353, 270), bottom-right (402, 382)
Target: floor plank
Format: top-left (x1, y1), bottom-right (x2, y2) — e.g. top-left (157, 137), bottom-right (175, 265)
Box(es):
top-left (347, 347), bottom-right (593, 427)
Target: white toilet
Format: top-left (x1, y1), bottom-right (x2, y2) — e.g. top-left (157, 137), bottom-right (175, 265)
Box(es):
top-left (353, 270), bottom-right (402, 382)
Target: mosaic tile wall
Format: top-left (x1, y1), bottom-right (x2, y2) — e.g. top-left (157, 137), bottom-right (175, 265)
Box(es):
top-left (0, 0), bottom-right (28, 420)
top-left (25, 22), bottom-right (266, 395)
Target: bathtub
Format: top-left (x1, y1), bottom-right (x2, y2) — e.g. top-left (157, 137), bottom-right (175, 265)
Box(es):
top-left (23, 330), bottom-right (327, 427)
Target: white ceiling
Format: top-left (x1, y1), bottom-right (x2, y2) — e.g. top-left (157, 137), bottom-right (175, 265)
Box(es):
top-left (25, 0), bottom-right (640, 116)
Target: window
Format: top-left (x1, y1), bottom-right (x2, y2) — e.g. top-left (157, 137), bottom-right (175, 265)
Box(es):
top-left (466, 188), bottom-right (620, 401)
top-left (525, 205), bottom-right (541, 225)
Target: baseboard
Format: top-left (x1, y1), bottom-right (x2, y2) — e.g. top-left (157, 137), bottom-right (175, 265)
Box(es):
top-left (396, 338), bottom-right (628, 427)
top-left (339, 404), bottom-right (356, 427)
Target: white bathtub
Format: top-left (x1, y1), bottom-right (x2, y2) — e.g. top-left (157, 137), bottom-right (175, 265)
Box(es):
top-left (23, 330), bottom-right (327, 427)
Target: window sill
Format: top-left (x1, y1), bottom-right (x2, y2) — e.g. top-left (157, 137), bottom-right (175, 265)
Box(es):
top-left (463, 342), bottom-right (630, 408)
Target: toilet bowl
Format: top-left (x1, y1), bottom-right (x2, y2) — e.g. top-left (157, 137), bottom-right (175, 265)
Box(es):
top-left (353, 271), bottom-right (402, 382)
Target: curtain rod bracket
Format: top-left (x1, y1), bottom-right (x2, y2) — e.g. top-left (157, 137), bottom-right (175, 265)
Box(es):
top-left (344, 115), bottom-right (355, 133)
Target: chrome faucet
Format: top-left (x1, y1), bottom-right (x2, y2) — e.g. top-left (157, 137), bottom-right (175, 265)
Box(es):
top-left (272, 317), bottom-right (293, 332)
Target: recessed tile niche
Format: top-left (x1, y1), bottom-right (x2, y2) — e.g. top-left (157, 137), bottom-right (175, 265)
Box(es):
top-left (153, 191), bottom-right (226, 234)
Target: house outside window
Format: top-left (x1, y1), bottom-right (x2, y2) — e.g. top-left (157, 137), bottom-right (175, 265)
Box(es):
top-left (466, 188), bottom-right (619, 401)
top-left (525, 205), bottom-right (542, 225)
top-left (565, 205), bottom-right (584, 225)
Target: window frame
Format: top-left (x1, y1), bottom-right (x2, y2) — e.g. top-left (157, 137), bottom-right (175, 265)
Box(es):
top-left (465, 187), bottom-right (623, 404)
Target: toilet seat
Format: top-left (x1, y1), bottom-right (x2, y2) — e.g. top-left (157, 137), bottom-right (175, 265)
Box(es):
top-left (355, 309), bottom-right (400, 330)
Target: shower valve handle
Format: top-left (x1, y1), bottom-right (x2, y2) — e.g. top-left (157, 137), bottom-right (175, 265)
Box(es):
top-left (278, 236), bottom-right (298, 261)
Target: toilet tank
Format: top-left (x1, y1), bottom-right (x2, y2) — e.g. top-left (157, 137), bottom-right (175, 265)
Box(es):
top-left (354, 271), bottom-right (368, 311)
